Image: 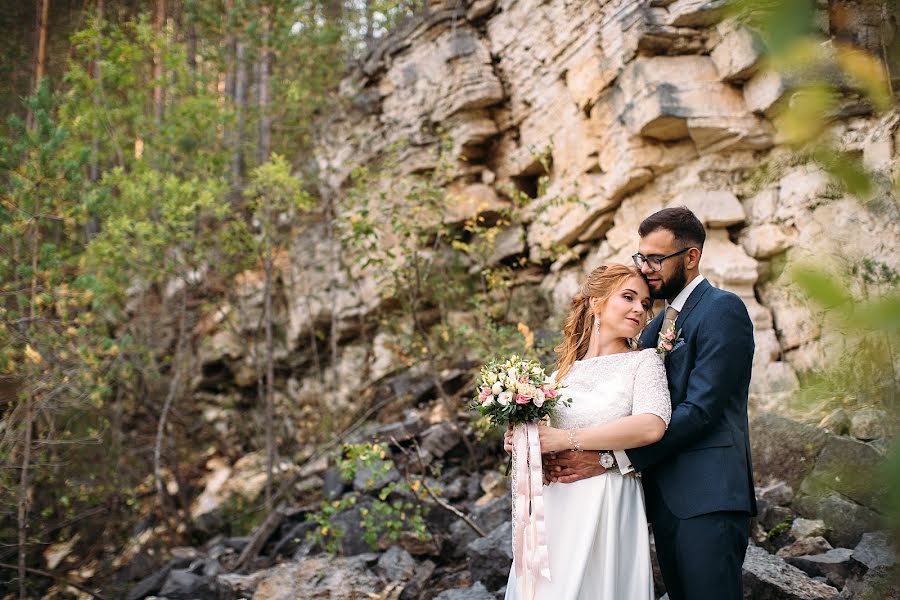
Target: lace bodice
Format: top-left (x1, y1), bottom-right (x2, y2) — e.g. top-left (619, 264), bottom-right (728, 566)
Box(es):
top-left (551, 349), bottom-right (671, 430)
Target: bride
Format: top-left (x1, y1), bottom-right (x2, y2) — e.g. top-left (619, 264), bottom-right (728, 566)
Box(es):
top-left (503, 264), bottom-right (672, 600)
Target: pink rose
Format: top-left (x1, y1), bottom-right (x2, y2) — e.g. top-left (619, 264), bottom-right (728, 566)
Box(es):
top-left (515, 394), bottom-right (530, 404)
top-left (542, 386), bottom-right (557, 398)
top-left (663, 342), bottom-right (673, 351)
top-left (664, 331), bottom-right (675, 340)
top-left (478, 387), bottom-right (490, 401)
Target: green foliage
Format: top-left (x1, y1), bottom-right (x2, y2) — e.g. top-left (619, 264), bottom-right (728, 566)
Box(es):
top-left (306, 443), bottom-right (430, 553)
top-left (727, 0), bottom-right (897, 202)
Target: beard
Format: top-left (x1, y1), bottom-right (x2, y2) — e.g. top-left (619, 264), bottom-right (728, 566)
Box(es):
top-left (650, 260), bottom-right (688, 300)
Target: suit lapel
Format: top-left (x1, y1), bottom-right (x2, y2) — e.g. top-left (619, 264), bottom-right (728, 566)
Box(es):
top-left (675, 278), bottom-right (711, 329)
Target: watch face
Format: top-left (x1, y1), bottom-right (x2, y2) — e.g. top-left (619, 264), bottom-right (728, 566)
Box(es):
top-left (600, 453), bottom-right (615, 468)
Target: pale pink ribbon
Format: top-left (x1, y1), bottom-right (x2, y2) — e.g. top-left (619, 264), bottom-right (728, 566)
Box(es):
top-left (511, 422), bottom-right (551, 599)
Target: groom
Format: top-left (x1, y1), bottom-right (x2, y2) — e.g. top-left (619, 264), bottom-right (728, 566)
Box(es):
top-left (545, 207), bottom-right (756, 600)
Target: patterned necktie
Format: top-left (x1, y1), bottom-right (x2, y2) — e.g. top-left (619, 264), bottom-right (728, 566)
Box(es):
top-left (661, 305), bottom-right (679, 334)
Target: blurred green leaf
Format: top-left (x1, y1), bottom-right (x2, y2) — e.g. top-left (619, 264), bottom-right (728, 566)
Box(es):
top-left (792, 265), bottom-right (852, 309)
top-left (726, 0), bottom-right (817, 58)
top-left (812, 148), bottom-right (874, 199)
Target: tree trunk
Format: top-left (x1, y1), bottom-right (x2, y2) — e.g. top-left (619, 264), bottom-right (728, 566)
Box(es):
top-left (256, 4), bottom-right (271, 165)
top-left (87, 0), bottom-right (103, 239)
top-left (231, 40), bottom-right (247, 192)
top-left (223, 0), bottom-right (235, 101)
top-left (153, 0), bottom-right (166, 128)
top-left (26, 0), bottom-right (49, 131)
top-left (17, 394), bottom-right (33, 600)
top-left (365, 0), bottom-right (375, 54)
top-left (263, 233), bottom-right (276, 511)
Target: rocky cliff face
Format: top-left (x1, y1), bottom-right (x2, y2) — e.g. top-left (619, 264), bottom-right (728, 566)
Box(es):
top-left (287, 0), bottom-right (898, 413)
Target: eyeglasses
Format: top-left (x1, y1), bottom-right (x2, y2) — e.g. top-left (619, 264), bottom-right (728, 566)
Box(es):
top-left (632, 247), bottom-right (692, 272)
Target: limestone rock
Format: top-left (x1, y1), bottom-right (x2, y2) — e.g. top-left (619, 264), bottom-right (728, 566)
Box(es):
top-left (466, 521), bottom-right (513, 590)
top-left (792, 518), bottom-right (829, 540)
top-left (777, 537), bottom-right (834, 559)
top-left (786, 548), bottom-right (854, 589)
top-left (742, 544), bottom-right (840, 600)
top-left (191, 453), bottom-right (298, 525)
top-left (744, 69), bottom-right (789, 117)
top-left (670, 189), bottom-right (745, 227)
top-left (252, 555), bottom-right (383, 600)
top-left (698, 230), bottom-right (758, 288)
top-left (376, 546), bottom-right (417, 582)
top-left (793, 493), bottom-right (881, 549)
top-left (434, 582), bottom-right (495, 600)
top-left (750, 413), bottom-right (828, 490)
top-left (852, 531), bottom-right (897, 571)
top-left (740, 223), bottom-right (797, 258)
top-left (665, 0), bottom-right (728, 28)
top-left (443, 182), bottom-right (509, 226)
top-left (848, 409), bottom-right (891, 441)
top-left (802, 436), bottom-right (887, 511)
top-left (759, 481), bottom-right (795, 507)
top-left (711, 23), bottom-right (761, 82)
top-left (620, 56), bottom-right (771, 148)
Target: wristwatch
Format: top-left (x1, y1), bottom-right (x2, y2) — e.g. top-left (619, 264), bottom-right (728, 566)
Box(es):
top-left (599, 451), bottom-right (617, 469)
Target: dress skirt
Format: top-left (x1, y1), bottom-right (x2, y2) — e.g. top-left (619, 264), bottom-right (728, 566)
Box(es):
top-left (504, 472), bottom-right (654, 600)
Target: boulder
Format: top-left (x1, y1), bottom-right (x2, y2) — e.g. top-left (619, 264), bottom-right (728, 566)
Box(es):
top-left (434, 582), bottom-right (496, 600)
top-left (750, 413), bottom-right (828, 490)
top-left (376, 546), bottom-right (418, 582)
top-left (448, 495), bottom-right (511, 556)
top-left (758, 481), bottom-right (795, 508)
top-left (399, 559), bottom-right (436, 600)
top-left (158, 570), bottom-right (222, 600)
top-left (852, 531), bottom-right (897, 571)
top-left (786, 548), bottom-right (854, 590)
top-left (801, 436), bottom-right (887, 511)
top-left (744, 69), bottom-right (788, 117)
top-left (742, 544), bottom-right (840, 599)
top-left (793, 493), bottom-right (881, 549)
top-left (670, 189), bottom-right (745, 227)
top-left (838, 565), bottom-right (900, 600)
top-left (466, 521), bottom-right (513, 591)
top-left (252, 554), bottom-right (383, 600)
top-left (848, 410), bottom-right (891, 441)
top-left (616, 56), bottom-right (769, 152)
top-left (419, 422), bottom-right (463, 460)
top-left (711, 23), bottom-right (761, 82)
top-left (792, 519), bottom-right (829, 540)
top-left (777, 537), bottom-right (834, 559)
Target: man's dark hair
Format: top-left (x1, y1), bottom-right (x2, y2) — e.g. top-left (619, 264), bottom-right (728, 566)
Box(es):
top-left (638, 206), bottom-right (706, 249)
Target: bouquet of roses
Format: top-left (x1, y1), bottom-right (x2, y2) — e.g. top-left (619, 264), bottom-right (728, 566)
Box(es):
top-left (471, 355), bottom-right (569, 427)
top-left (472, 355), bottom-right (568, 597)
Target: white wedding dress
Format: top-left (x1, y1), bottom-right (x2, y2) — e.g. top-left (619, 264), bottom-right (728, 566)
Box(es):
top-left (505, 348), bottom-right (672, 600)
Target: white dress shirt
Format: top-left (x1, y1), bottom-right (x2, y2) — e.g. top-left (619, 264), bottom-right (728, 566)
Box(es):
top-left (613, 274), bottom-right (705, 474)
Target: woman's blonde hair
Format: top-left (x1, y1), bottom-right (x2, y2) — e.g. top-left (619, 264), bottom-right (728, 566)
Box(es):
top-left (554, 264), bottom-right (649, 381)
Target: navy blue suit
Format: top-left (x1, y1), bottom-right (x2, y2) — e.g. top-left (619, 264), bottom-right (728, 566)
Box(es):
top-left (626, 279), bottom-right (756, 600)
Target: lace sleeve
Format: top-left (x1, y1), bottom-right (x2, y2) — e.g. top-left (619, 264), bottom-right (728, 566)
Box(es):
top-left (633, 349), bottom-right (671, 427)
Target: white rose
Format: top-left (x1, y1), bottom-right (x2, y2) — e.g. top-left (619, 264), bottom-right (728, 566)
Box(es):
top-left (518, 383), bottom-right (537, 399)
top-left (534, 389), bottom-right (545, 407)
top-left (508, 368), bottom-right (517, 379)
top-left (486, 372), bottom-right (497, 384)
top-left (482, 395), bottom-right (495, 407)
top-left (498, 391), bottom-right (513, 406)
top-left (491, 382), bottom-right (503, 395)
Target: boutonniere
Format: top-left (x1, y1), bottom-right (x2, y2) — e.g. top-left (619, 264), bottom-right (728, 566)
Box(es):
top-left (656, 323), bottom-right (684, 356)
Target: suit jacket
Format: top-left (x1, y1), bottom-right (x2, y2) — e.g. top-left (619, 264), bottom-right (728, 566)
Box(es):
top-left (626, 279), bottom-right (757, 520)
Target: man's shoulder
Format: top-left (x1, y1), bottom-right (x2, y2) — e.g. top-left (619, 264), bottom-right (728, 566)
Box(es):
top-left (697, 285), bottom-right (750, 321)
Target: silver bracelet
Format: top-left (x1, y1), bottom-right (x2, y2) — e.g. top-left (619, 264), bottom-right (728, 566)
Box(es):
top-left (567, 429), bottom-right (582, 452)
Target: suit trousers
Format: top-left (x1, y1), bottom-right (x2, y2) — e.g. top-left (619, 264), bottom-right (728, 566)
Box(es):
top-left (648, 483), bottom-right (750, 600)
